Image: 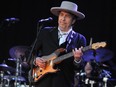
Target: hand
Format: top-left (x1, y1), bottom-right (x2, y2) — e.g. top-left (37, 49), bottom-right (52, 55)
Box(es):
top-left (35, 57), bottom-right (46, 69)
top-left (72, 47), bottom-right (83, 61)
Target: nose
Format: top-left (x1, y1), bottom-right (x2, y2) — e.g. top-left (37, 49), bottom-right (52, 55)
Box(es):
top-left (62, 16), bottom-right (66, 21)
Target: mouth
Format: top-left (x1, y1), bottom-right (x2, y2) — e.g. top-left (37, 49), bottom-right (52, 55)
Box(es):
top-left (86, 68), bottom-right (92, 71)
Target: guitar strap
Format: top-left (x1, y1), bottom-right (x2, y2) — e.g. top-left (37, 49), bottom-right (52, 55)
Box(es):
top-left (58, 30), bottom-right (81, 52)
top-left (66, 30), bottom-right (80, 52)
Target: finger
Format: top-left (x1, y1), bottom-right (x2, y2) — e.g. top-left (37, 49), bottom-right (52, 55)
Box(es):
top-left (75, 48), bottom-right (78, 51)
top-left (40, 58), bottom-right (46, 63)
top-left (72, 49), bottom-right (75, 53)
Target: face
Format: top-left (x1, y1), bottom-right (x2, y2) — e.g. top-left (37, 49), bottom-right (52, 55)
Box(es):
top-left (84, 62), bottom-right (93, 75)
top-left (58, 11), bottom-right (76, 32)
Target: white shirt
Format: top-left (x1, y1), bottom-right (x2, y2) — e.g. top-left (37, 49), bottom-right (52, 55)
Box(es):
top-left (58, 27), bottom-right (72, 45)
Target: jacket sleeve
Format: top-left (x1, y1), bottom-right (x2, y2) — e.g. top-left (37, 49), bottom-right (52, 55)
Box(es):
top-left (73, 33), bottom-right (87, 71)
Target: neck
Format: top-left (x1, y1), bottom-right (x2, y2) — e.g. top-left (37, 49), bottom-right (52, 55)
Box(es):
top-left (58, 26), bottom-right (72, 33)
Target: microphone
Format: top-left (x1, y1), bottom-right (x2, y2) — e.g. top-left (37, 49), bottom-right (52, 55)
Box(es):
top-left (38, 17), bottom-right (53, 23)
top-left (4, 17), bottom-right (20, 22)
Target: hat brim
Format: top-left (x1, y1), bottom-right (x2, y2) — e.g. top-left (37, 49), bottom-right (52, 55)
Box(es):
top-left (50, 7), bottom-right (85, 20)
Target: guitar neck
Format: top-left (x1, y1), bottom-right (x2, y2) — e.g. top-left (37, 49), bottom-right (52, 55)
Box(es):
top-left (53, 45), bottom-right (91, 63)
top-left (53, 52), bottom-right (73, 63)
top-left (81, 45), bottom-right (91, 52)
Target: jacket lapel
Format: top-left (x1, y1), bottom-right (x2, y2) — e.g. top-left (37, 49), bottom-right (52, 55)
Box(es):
top-left (49, 28), bottom-right (59, 47)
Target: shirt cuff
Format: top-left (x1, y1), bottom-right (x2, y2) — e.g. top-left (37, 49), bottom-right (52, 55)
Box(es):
top-left (74, 58), bottom-right (82, 64)
top-left (33, 59), bottom-right (37, 66)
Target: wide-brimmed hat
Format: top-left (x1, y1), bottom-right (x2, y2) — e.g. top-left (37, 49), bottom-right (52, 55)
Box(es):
top-left (50, 1), bottom-right (85, 20)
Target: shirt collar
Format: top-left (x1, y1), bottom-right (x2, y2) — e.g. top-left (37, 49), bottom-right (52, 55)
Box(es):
top-left (58, 26), bottom-right (72, 35)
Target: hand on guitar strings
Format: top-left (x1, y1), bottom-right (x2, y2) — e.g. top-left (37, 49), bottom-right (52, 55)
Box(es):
top-left (35, 57), bottom-right (47, 69)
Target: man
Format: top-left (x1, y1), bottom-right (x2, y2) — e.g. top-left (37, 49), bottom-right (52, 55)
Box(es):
top-left (76, 60), bottom-right (102, 87)
top-left (30, 1), bottom-right (86, 87)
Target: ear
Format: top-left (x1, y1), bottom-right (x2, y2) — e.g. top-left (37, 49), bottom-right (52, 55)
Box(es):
top-left (72, 19), bottom-right (76, 25)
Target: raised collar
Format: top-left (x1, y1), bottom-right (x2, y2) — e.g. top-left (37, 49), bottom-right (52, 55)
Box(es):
top-left (58, 26), bottom-right (72, 35)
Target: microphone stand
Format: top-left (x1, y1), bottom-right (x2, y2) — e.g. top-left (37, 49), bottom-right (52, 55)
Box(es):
top-left (0, 21), bottom-right (4, 30)
top-left (14, 57), bottom-right (20, 87)
top-left (27, 22), bottom-right (44, 87)
top-left (0, 71), bottom-right (4, 87)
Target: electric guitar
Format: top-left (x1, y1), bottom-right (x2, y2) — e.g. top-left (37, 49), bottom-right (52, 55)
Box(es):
top-left (32, 42), bottom-right (106, 82)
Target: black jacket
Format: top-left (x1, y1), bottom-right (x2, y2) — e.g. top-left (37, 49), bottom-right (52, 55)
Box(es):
top-left (30, 27), bottom-right (86, 87)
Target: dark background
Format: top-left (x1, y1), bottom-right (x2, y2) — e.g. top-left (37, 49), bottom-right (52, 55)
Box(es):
top-left (0, 0), bottom-right (116, 81)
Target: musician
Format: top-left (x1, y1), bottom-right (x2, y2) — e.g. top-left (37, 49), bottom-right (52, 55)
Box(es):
top-left (29, 1), bottom-right (86, 87)
top-left (76, 60), bottom-right (102, 87)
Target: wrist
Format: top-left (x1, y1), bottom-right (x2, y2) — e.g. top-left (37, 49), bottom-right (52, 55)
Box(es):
top-left (33, 59), bottom-right (37, 66)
